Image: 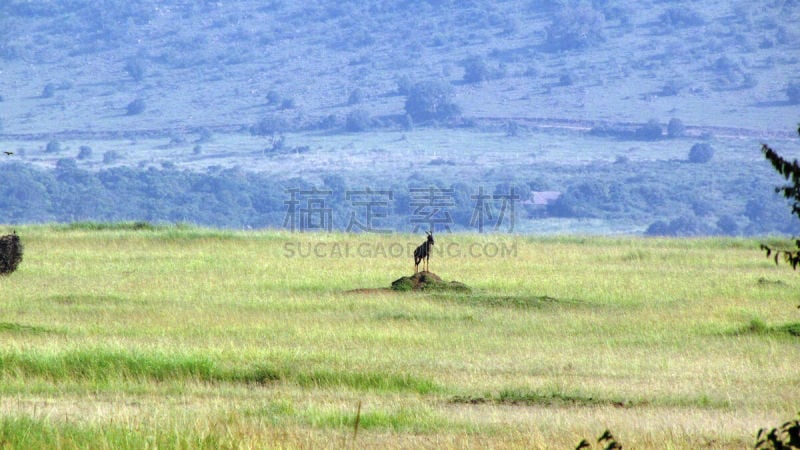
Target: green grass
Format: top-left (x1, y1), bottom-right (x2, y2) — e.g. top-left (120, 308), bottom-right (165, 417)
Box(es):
top-left (1, 224), bottom-right (799, 448)
top-left (0, 416), bottom-right (223, 449)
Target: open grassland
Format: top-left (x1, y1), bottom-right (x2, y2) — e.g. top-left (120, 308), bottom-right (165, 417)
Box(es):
top-left (0, 225), bottom-right (799, 448)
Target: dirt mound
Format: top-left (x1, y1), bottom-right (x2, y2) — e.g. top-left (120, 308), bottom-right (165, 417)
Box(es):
top-left (0, 232), bottom-right (23, 275)
top-left (391, 271), bottom-right (470, 293)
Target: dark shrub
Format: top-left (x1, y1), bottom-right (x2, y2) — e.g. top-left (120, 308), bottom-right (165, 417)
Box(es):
top-left (688, 143), bottom-right (714, 163)
top-left (404, 80), bottom-right (460, 124)
top-left (345, 109), bottom-right (371, 132)
top-left (126, 98), bottom-right (146, 115)
top-left (0, 232), bottom-right (23, 275)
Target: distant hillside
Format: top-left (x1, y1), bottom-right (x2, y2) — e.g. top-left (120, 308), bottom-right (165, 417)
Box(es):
top-left (1, 0), bottom-right (798, 135)
top-left (1, 1), bottom-right (799, 235)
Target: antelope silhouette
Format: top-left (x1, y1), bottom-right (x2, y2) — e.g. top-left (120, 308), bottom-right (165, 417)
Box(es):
top-left (413, 231), bottom-right (434, 273)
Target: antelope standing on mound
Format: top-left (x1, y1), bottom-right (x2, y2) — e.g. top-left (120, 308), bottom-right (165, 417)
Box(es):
top-left (414, 231), bottom-right (434, 273)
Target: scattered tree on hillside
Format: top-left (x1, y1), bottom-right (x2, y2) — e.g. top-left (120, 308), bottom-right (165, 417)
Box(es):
top-left (634, 119), bottom-right (662, 141)
top-left (345, 109), bottom-right (371, 132)
top-left (126, 98), bottom-right (146, 116)
top-left (658, 7), bottom-right (705, 29)
top-left (688, 143), bottom-right (714, 163)
top-left (45, 140), bottom-right (62, 153)
top-left (759, 123), bottom-right (800, 269)
top-left (250, 115), bottom-right (289, 136)
top-left (544, 4), bottom-right (605, 52)
top-left (667, 118), bottom-right (686, 138)
top-left (462, 56), bottom-right (490, 84)
top-left (103, 150), bottom-right (121, 164)
top-left (404, 80), bottom-right (460, 124)
top-left (124, 58), bottom-right (146, 82)
top-left (77, 145), bottom-right (93, 160)
top-left (347, 88), bottom-right (364, 105)
top-left (41, 83), bottom-right (56, 99)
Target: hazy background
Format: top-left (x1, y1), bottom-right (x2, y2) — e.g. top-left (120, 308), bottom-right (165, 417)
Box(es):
top-left (1, 0), bottom-right (798, 235)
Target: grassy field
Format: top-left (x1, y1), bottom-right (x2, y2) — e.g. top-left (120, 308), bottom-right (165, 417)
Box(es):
top-left (1, 224), bottom-right (799, 448)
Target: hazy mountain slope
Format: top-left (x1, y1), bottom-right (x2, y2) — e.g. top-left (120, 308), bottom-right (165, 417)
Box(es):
top-left (1, 0), bottom-right (798, 135)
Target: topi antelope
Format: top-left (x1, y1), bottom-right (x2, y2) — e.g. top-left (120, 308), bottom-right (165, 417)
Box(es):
top-left (413, 231), bottom-right (434, 273)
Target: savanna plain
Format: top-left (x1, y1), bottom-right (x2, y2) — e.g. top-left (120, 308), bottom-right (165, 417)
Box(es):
top-left (0, 225), bottom-right (799, 449)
